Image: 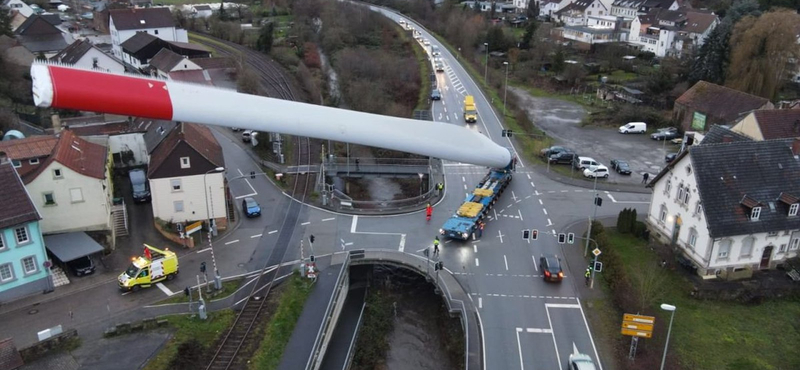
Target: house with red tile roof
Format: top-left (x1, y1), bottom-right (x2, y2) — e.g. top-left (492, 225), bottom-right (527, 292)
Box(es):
top-left (731, 110), bottom-right (800, 141)
top-left (0, 130), bottom-right (113, 235)
top-left (147, 123), bottom-right (228, 231)
top-left (673, 81), bottom-right (774, 133)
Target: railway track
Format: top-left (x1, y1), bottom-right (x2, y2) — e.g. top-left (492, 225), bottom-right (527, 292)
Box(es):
top-left (206, 137), bottom-right (312, 370)
top-left (189, 32), bottom-right (296, 101)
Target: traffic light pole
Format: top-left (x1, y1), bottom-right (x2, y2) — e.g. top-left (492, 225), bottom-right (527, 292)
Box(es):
top-left (585, 174), bottom-right (600, 257)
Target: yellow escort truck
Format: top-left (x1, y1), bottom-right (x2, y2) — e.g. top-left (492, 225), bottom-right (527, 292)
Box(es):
top-left (118, 244), bottom-right (179, 292)
top-left (464, 95), bottom-right (477, 123)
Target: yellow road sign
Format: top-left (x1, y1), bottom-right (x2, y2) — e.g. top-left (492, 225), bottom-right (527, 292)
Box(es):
top-left (186, 221), bottom-right (203, 235)
top-left (621, 328), bottom-right (653, 338)
top-left (623, 314), bottom-right (655, 324)
top-left (622, 322), bottom-right (654, 331)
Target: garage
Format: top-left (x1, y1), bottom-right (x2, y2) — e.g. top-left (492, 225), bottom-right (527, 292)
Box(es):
top-left (44, 232), bottom-right (104, 278)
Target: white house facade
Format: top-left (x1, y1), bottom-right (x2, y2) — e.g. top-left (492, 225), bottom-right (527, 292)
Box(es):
top-left (109, 8), bottom-right (188, 59)
top-left (149, 173), bottom-right (225, 224)
top-left (647, 133), bottom-right (800, 278)
top-left (3, 0), bottom-right (34, 17)
top-left (51, 40), bottom-right (125, 74)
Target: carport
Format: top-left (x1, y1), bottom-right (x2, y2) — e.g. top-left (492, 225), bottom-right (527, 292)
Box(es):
top-left (44, 232), bottom-right (104, 262)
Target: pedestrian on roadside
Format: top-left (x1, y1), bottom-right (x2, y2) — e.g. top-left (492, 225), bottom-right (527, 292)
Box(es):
top-left (477, 221), bottom-right (484, 238)
top-left (434, 236), bottom-right (440, 255)
top-left (426, 203), bottom-right (433, 221)
top-left (642, 172), bottom-right (649, 184)
top-left (585, 267), bottom-right (591, 286)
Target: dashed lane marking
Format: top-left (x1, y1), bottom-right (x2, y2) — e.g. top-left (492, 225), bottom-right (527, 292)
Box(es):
top-left (538, 199), bottom-right (543, 205)
top-left (224, 240), bottom-right (239, 245)
top-left (322, 217), bottom-right (335, 222)
top-left (268, 230), bottom-right (278, 234)
top-left (251, 234), bottom-right (262, 238)
top-left (542, 208), bottom-right (548, 215)
top-left (301, 222), bottom-right (311, 226)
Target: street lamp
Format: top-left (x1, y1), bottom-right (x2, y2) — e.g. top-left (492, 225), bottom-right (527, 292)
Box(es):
top-left (204, 166), bottom-right (225, 290)
top-left (503, 61), bottom-right (510, 117)
top-left (484, 42), bottom-right (489, 84)
top-left (660, 303), bottom-right (677, 370)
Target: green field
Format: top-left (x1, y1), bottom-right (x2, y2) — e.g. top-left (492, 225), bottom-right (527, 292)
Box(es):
top-left (603, 231), bottom-right (800, 369)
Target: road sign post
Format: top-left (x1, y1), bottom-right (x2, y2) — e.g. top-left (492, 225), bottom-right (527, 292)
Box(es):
top-left (621, 313), bottom-right (655, 338)
top-left (590, 248), bottom-right (601, 289)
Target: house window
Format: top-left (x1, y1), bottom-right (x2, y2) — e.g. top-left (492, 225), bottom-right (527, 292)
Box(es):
top-left (53, 169), bottom-right (63, 178)
top-left (790, 237), bottom-right (800, 251)
top-left (779, 244), bottom-right (788, 254)
top-left (70, 188), bottom-right (84, 203)
top-left (171, 179), bottom-right (182, 192)
top-left (174, 201), bottom-right (184, 212)
top-left (718, 240), bottom-right (730, 259)
top-left (0, 234), bottom-right (5, 251)
top-left (15, 226), bottom-right (29, 244)
top-left (659, 205), bottom-right (667, 223)
top-left (740, 237), bottom-right (754, 258)
top-left (43, 192), bottom-right (56, 205)
top-left (0, 263), bottom-right (14, 282)
top-left (155, 30), bottom-right (159, 35)
top-left (21, 256), bottom-right (38, 275)
top-left (767, 231), bottom-right (779, 237)
top-left (12, 160), bottom-right (21, 168)
top-left (180, 157), bottom-right (191, 169)
top-left (751, 207), bottom-right (761, 221)
top-left (686, 166), bottom-right (692, 175)
top-left (665, 179), bottom-right (672, 195)
top-left (695, 202), bottom-right (702, 215)
top-left (677, 186), bottom-right (684, 202)
top-left (682, 187), bottom-right (690, 205)
top-left (790, 203), bottom-right (799, 216)
top-left (29, 158), bottom-right (39, 165)
top-left (688, 228), bottom-right (697, 247)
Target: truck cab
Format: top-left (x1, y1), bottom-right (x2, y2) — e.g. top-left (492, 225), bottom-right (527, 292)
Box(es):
top-left (464, 95), bottom-right (477, 123)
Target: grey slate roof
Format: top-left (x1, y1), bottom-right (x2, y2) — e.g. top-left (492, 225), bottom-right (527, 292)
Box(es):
top-left (141, 119), bottom-right (178, 153)
top-left (691, 139), bottom-right (800, 238)
top-left (51, 39), bottom-right (93, 64)
top-left (149, 48), bottom-right (185, 72)
top-left (109, 7), bottom-right (174, 31)
top-left (0, 159), bottom-right (41, 230)
top-left (700, 125), bottom-right (752, 145)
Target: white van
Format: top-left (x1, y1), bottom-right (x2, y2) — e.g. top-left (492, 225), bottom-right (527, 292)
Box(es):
top-left (573, 156), bottom-right (600, 170)
top-left (618, 122), bottom-right (647, 134)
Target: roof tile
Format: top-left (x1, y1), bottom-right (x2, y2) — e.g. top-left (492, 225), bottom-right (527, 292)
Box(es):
top-left (110, 8), bottom-right (175, 31)
top-left (0, 160), bottom-right (40, 230)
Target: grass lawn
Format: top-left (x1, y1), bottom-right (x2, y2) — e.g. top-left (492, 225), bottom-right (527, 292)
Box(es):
top-left (143, 310), bottom-right (235, 370)
top-left (248, 272), bottom-right (314, 370)
top-left (156, 279), bottom-right (242, 305)
top-left (604, 231), bottom-right (800, 369)
top-left (586, 70), bottom-right (639, 84)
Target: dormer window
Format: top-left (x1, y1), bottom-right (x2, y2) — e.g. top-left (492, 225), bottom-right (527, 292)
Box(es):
top-left (751, 206), bottom-right (761, 221)
top-left (180, 157), bottom-right (190, 169)
top-left (790, 203), bottom-right (799, 217)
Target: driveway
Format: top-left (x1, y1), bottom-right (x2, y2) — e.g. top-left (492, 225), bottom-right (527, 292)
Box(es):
top-left (511, 87), bottom-right (681, 185)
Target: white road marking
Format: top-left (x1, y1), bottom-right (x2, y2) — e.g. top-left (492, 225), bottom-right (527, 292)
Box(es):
top-left (464, 184), bottom-right (467, 190)
top-left (251, 234), bottom-right (262, 238)
top-left (576, 298), bottom-right (605, 370)
top-left (444, 107), bottom-right (447, 113)
top-left (453, 113), bottom-right (458, 120)
top-left (322, 217), bottom-right (335, 222)
top-left (545, 305), bottom-right (564, 370)
top-left (224, 240), bottom-right (239, 245)
top-left (525, 195), bottom-right (531, 199)
top-left (474, 245), bottom-right (478, 253)
top-left (504, 255), bottom-right (509, 270)
top-left (301, 221), bottom-right (311, 226)
top-left (546, 303), bottom-right (583, 309)
top-left (196, 248), bottom-right (211, 254)
top-left (526, 328), bottom-right (554, 333)
top-left (479, 297), bottom-right (482, 309)
top-left (462, 176), bottom-right (466, 182)
top-left (511, 191), bottom-right (518, 201)
top-left (552, 229), bottom-right (556, 235)
top-left (475, 258), bottom-right (480, 267)
top-left (530, 181), bottom-right (535, 188)
top-left (497, 230), bottom-right (504, 243)
top-left (547, 218), bottom-right (553, 226)
top-left (538, 199), bottom-right (543, 205)
top-left (268, 230), bottom-right (278, 234)
top-left (515, 328), bottom-right (526, 370)
top-left (234, 192), bottom-right (257, 200)
top-left (518, 209), bottom-right (523, 221)
top-left (535, 190), bottom-right (540, 196)
top-left (156, 283), bottom-right (173, 296)
top-left (532, 256), bottom-right (538, 271)
top-left (542, 208), bottom-right (548, 215)
top-left (527, 173), bottom-right (531, 179)
top-left (351, 215), bottom-right (358, 233)
top-left (399, 234), bottom-right (406, 252)
top-left (345, 242), bottom-right (354, 246)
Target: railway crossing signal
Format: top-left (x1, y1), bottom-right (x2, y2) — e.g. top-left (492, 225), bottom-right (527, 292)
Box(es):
top-left (502, 129), bottom-right (514, 137)
top-left (558, 233), bottom-right (566, 244)
top-left (532, 229), bottom-right (538, 240)
top-left (523, 229), bottom-right (530, 239)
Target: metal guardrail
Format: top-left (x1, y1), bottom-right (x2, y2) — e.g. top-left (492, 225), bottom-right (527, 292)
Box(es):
top-left (306, 254), bottom-right (351, 370)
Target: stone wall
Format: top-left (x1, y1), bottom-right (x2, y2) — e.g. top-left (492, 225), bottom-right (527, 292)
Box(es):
top-left (19, 329), bottom-right (78, 363)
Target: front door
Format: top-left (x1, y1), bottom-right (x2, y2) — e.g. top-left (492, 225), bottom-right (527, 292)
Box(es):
top-left (760, 246), bottom-right (774, 269)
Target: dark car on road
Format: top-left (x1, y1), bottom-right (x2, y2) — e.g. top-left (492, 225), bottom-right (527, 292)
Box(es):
top-left (430, 89), bottom-right (441, 101)
top-left (539, 255), bottom-right (563, 282)
top-left (610, 159), bottom-right (632, 175)
top-left (540, 146), bottom-right (568, 158)
top-left (665, 153), bottom-right (678, 163)
top-left (66, 256), bottom-right (95, 277)
top-left (651, 127), bottom-right (680, 141)
top-left (243, 197), bottom-right (261, 218)
top-left (549, 151), bottom-right (577, 165)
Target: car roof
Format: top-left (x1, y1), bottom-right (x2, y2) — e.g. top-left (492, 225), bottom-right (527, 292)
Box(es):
top-left (244, 197), bottom-right (258, 204)
top-left (577, 156), bottom-right (595, 161)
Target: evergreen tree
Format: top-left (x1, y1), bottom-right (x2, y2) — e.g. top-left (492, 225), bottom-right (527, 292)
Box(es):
top-left (218, 0), bottom-right (227, 21)
top-left (256, 22), bottom-right (274, 54)
top-left (520, 19), bottom-right (537, 49)
top-left (629, 208), bottom-right (638, 233)
top-left (526, 0), bottom-right (539, 19)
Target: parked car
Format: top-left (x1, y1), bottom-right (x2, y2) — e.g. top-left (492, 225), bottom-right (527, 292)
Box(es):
top-left (583, 165), bottom-right (609, 178)
top-left (230, 127), bottom-right (241, 132)
top-left (610, 159), bottom-right (632, 175)
top-left (129, 169), bottom-right (151, 203)
top-left (665, 153), bottom-right (678, 163)
top-left (435, 61), bottom-right (444, 72)
top-left (651, 127), bottom-right (680, 141)
top-left (242, 197), bottom-right (261, 217)
top-left (539, 255), bottom-right (563, 282)
top-left (242, 130), bottom-right (253, 142)
top-left (549, 152), bottom-right (577, 165)
top-left (540, 146), bottom-right (568, 158)
top-left (66, 255), bottom-right (95, 277)
top-left (573, 156), bottom-right (599, 170)
top-left (423, 39), bottom-right (431, 46)
top-left (430, 89), bottom-right (441, 100)
top-left (618, 122), bottom-right (647, 134)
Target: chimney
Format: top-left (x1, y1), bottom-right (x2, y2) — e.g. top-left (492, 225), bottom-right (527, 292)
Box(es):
top-left (52, 114), bottom-right (62, 134)
top-left (722, 135), bottom-right (733, 143)
top-left (792, 137), bottom-right (800, 157)
top-left (0, 151), bottom-right (7, 164)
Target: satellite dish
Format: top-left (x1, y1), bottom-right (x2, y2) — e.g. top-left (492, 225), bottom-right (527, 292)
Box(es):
top-left (2, 130), bottom-right (25, 141)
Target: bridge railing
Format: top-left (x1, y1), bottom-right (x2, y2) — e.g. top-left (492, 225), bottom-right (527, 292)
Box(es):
top-left (306, 253), bottom-right (351, 370)
top-left (332, 187), bottom-right (436, 213)
top-left (326, 157), bottom-right (432, 166)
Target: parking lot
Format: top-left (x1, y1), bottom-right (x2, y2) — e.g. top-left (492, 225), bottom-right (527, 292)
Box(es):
top-left (511, 87), bottom-right (682, 185)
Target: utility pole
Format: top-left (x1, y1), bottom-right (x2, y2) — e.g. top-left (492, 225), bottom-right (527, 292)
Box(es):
top-left (584, 174), bottom-right (600, 257)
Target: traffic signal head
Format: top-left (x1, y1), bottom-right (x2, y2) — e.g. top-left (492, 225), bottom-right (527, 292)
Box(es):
top-left (594, 196), bottom-right (603, 207)
top-left (523, 229), bottom-right (530, 239)
top-left (310, 235), bottom-right (315, 244)
top-left (558, 233), bottom-right (566, 244)
top-left (532, 229), bottom-right (538, 240)
top-left (310, 255), bottom-right (315, 262)
top-left (250, 171), bottom-right (256, 179)
top-left (567, 233), bottom-right (575, 244)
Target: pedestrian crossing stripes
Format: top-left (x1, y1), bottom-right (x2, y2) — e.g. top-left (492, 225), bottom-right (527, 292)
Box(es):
top-left (470, 292), bottom-right (577, 300)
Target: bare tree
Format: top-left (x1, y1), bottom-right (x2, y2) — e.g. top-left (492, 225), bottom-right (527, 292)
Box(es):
top-left (631, 263), bottom-right (668, 312)
top-left (237, 67), bottom-right (262, 95)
